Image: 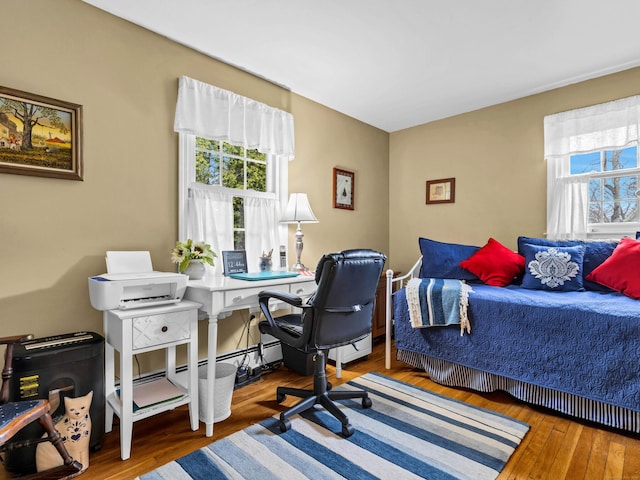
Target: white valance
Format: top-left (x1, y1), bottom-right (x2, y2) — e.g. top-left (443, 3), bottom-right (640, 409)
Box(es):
top-left (544, 95), bottom-right (640, 158)
top-left (174, 76), bottom-right (295, 160)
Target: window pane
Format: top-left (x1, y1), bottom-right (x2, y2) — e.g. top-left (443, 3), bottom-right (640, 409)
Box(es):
top-left (588, 178), bottom-right (601, 201)
top-left (234, 231), bottom-right (245, 251)
top-left (570, 151), bottom-right (601, 174)
top-left (223, 156), bottom-right (244, 188)
top-left (196, 137), bottom-right (219, 151)
top-left (233, 196), bottom-right (245, 250)
top-left (603, 146), bottom-right (637, 170)
top-left (247, 148), bottom-right (266, 161)
top-left (233, 197), bottom-right (244, 229)
top-left (223, 142), bottom-right (244, 156)
top-left (599, 200), bottom-right (638, 223)
top-left (604, 176), bottom-right (637, 201)
top-left (246, 161), bottom-right (267, 191)
top-left (195, 151), bottom-right (219, 185)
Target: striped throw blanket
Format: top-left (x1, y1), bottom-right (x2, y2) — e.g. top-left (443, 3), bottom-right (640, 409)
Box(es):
top-left (406, 277), bottom-right (473, 335)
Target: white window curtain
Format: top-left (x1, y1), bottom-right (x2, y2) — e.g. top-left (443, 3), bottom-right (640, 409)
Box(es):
top-left (174, 76), bottom-right (294, 274)
top-left (544, 95), bottom-right (640, 239)
top-left (186, 187), bottom-right (234, 276)
top-left (174, 75), bottom-right (295, 160)
top-left (244, 197), bottom-right (281, 270)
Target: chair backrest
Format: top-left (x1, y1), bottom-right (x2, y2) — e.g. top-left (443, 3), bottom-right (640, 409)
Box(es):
top-left (307, 249), bottom-right (386, 350)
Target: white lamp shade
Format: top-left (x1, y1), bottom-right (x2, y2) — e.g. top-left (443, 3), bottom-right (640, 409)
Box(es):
top-left (281, 193), bottom-right (319, 223)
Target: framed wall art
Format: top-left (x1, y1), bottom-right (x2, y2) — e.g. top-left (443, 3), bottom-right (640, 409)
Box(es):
top-left (333, 167), bottom-right (355, 210)
top-left (0, 86), bottom-right (83, 180)
top-left (426, 177), bottom-right (455, 204)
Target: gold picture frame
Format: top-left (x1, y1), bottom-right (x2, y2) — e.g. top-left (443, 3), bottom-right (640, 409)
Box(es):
top-left (0, 86), bottom-right (83, 180)
top-left (426, 177), bottom-right (455, 204)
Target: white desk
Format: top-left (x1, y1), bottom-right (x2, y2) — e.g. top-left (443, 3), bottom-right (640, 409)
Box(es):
top-left (184, 274), bottom-right (316, 436)
top-left (103, 300), bottom-right (200, 460)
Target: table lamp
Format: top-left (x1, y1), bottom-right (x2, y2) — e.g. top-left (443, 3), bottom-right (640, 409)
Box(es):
top-left (281, 193), bottom-right (318, 272)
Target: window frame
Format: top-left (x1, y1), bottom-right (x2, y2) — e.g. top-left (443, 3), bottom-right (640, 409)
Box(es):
top-left (568, 147), bottom-right (640, 238)
top-left (178, 133), bottom-right (288, 250)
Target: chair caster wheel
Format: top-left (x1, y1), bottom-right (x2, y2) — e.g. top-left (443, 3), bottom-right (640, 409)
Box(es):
top-left (342, 423), bottom-right (355, 437)
top-left (279, 418), bottom-right (291, 433)
top-left (362, 397), bottom-right (372, 408)
top-left (276, 393), bottom-right (286, 403)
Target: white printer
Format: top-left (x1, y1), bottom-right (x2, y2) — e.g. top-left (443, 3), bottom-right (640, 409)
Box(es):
top-left (88, 251), bottom-right (188, 311)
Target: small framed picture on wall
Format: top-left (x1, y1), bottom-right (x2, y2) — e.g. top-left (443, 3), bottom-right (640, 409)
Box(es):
top-left (426, 177), bottom-right (455, 204)
top-left (333, 168), bottom-right (355, 210)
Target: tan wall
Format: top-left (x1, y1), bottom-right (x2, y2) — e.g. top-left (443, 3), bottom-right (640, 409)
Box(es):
top-left (1, 0), bottom-right (389, 371)
top-left (389, 67), bottom-right (640, 274)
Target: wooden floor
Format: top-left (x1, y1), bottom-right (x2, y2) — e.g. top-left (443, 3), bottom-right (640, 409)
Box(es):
top-left (6, 341), bottom-right (640, 479)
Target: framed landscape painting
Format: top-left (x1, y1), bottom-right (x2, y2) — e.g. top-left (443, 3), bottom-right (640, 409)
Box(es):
top-left (0, 86), bottom-right (83, 180)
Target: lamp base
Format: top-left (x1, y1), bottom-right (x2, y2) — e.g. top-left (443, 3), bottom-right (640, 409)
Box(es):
top-left (290, 263), bottom-right (309, 273)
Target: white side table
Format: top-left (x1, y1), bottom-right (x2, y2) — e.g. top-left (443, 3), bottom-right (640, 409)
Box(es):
top-left (103, 300), bottom-right (200, 460)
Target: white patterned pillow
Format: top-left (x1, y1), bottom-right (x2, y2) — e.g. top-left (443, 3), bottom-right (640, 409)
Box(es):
top-left (521, 243), bottom-right (585, 291)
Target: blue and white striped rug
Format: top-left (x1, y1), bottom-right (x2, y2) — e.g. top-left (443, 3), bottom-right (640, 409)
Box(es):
top-left (138, 373), bottom-right (529, 480)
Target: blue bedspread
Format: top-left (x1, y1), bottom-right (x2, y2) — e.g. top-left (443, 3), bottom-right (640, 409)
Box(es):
top-left (394, 284), bottom-right (640, 412)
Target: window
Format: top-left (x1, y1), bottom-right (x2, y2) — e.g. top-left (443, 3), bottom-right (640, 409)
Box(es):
top-left (544, 95), bottom-right (640, 239)
top-left (570, 146), bottom-right (639, 228)
top-left (179, 133), bottom-right (287, 274)
top-left (195, 137), bottom-right (269, 250)
top-left (173, 76), bottom-right (295, 274)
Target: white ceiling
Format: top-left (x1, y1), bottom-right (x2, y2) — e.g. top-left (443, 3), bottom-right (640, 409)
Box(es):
top-left (82, 0), bottom-right (640, 132)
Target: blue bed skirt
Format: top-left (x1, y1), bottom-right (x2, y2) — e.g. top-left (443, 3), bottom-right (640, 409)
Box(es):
top-left (394, 284), bottom-right (640, 432)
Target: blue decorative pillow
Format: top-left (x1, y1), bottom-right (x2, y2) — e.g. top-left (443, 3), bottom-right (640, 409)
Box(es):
top-left (517, 236), bottom-right (616, 291)
top-left (418, 237), bottom-right (480, 281)
top-left (521, 243), bottom-right (585, 291)
top-left (582, 240), bottom-right (618, 291)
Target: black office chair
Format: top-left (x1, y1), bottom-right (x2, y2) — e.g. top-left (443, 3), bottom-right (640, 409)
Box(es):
top-left (258, 249), bottom-right (386, 437)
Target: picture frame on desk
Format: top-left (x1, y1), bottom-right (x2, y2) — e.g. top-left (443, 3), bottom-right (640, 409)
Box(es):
top-left (222, 250), bottom-right (248, 275)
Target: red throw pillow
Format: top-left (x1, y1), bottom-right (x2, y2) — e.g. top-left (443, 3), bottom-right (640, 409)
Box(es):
top-left (459, 238), bottom-right (525, 287)
top-left (585, 237), bottom-right (640, 299)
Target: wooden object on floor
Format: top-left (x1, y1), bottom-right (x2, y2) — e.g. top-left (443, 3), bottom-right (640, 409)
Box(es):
top-left (6, 341), bottom-right (639, 480)
top-left (0, 334), bottom-right (83, 479)
top-left (372, 271), bottom-right (399, 339)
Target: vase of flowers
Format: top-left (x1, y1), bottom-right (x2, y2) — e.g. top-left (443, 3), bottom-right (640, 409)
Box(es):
top-left (171, 239), bottom-right (216, 280)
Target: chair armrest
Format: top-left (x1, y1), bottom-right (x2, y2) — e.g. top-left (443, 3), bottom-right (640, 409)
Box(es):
top-left (258, 290), bottom-right (311, 340)
top-left (0, 334), bottom-right (32, 346)
top-left (258, 290), bottom-right (304, 308)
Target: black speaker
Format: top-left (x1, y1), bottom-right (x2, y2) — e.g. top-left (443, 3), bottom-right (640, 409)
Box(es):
top-left (4, 331), bottom-right (105, 474)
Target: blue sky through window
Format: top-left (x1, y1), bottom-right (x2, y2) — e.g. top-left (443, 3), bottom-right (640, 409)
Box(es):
top-left (570, 146), bottom-right (637, 174)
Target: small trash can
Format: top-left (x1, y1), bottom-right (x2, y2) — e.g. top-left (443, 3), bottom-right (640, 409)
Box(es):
top-left (198, 362), bottom-right (237, 423)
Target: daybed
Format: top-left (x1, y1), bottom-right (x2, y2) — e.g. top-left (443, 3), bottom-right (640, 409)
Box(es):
top-left (385, 236), bottom-right (640, 433)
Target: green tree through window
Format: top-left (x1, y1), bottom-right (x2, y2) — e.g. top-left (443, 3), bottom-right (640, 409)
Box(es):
top-left (195, 137), bottom-right (267, 249)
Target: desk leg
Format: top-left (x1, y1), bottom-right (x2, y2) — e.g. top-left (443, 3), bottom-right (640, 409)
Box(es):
top-left (205, 314), bottom-right (218, 437)
top-left (188, 315), bottom-right (199, 431)
top-left (335, 348), bottom-right (342, 378)
top-left (104, 335), bottom-right (115, 434)
top-left (120, 334), bottom-right (134, 461)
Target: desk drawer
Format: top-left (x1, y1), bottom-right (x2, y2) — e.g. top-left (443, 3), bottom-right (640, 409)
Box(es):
top-left (290, 281), bottom-right (316, 298)
top-left (132, 310), bottom-right (192, 349)
top-left (223, 285), bottom-right (288, 308)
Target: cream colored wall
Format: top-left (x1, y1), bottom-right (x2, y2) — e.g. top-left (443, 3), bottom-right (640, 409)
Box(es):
top-left (389, 67), bottom-right (640, 274)
top-left (1, 0), bottom-right (389, 372)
